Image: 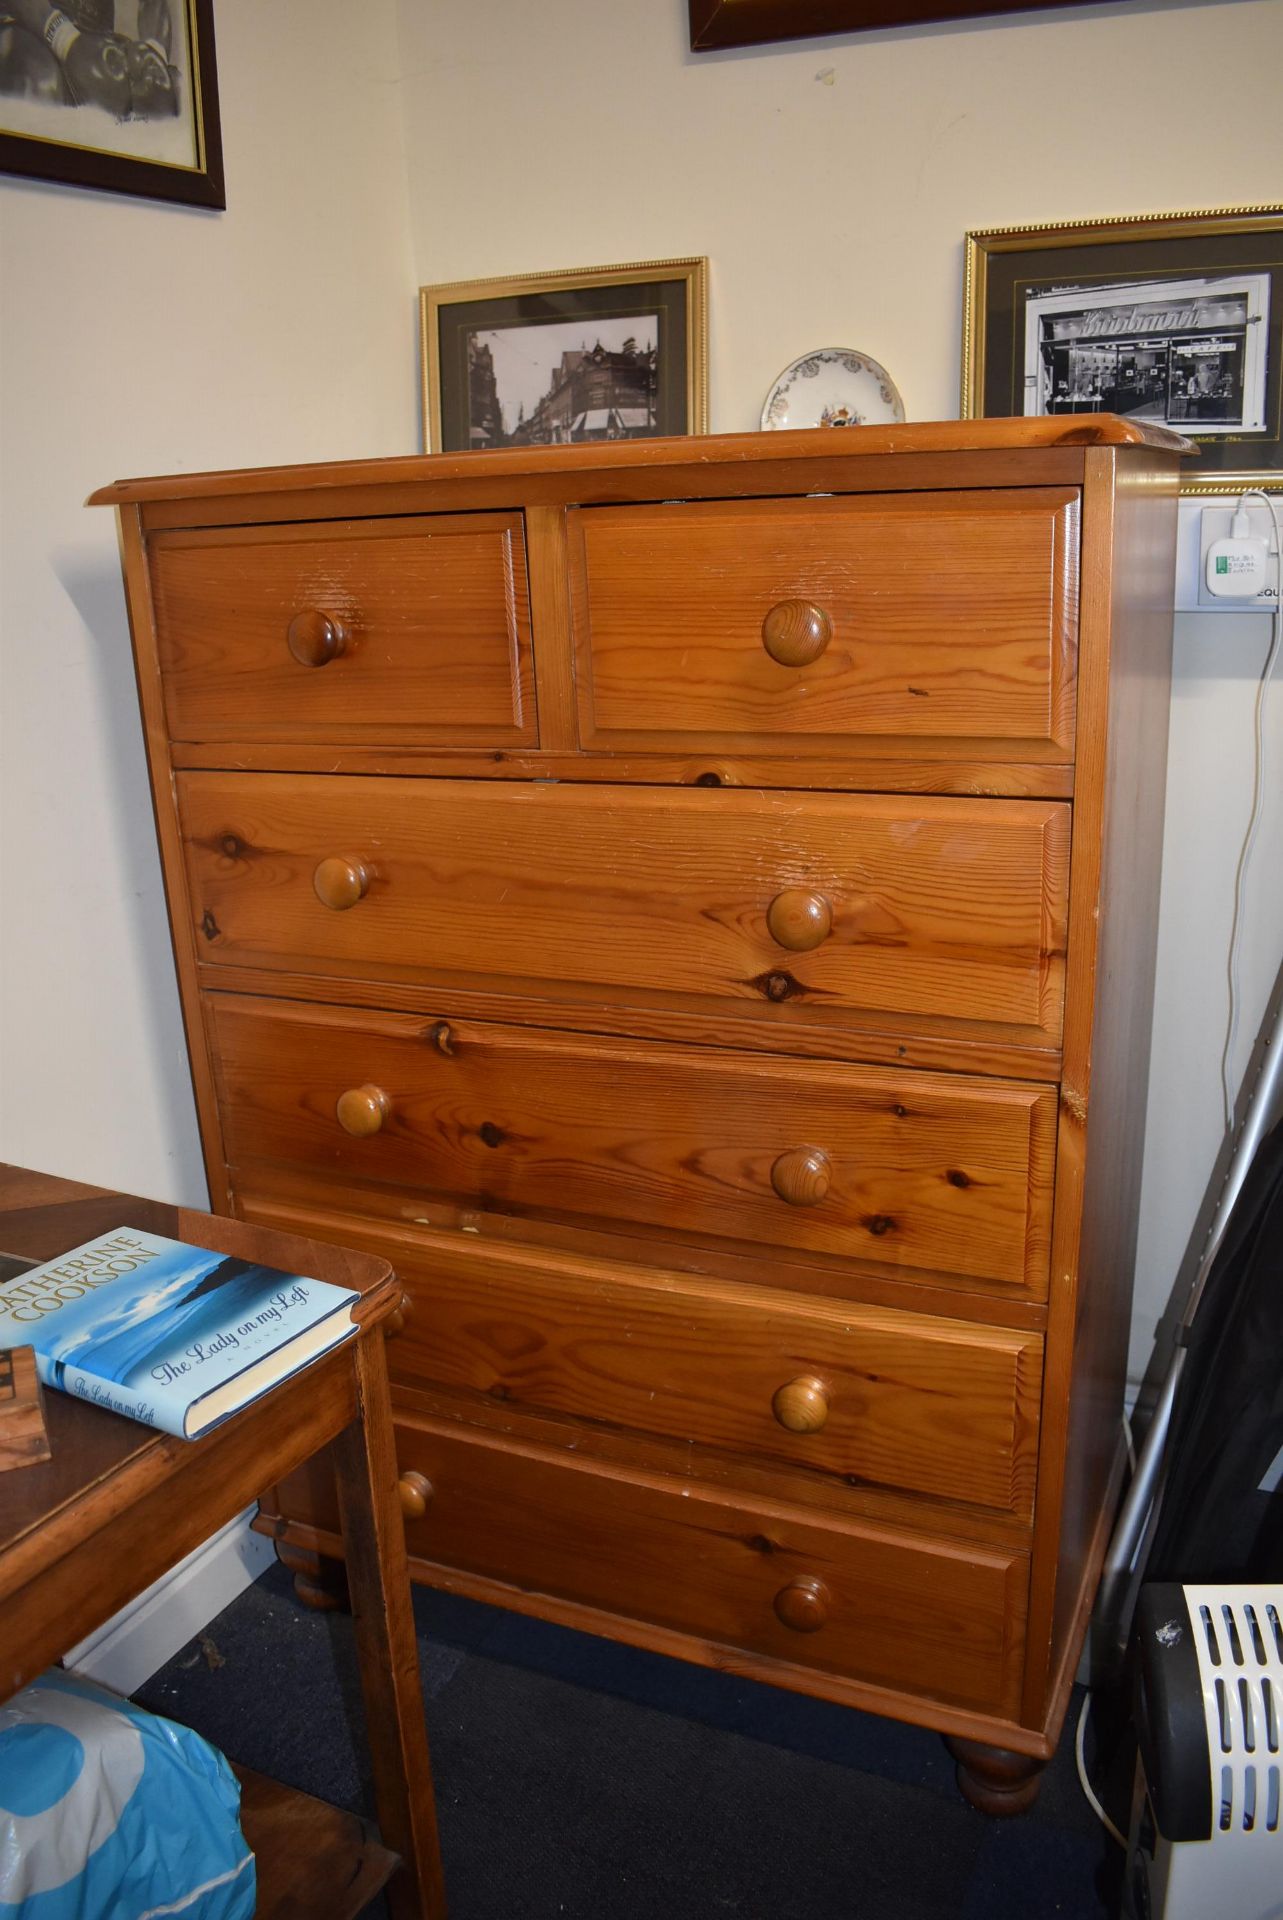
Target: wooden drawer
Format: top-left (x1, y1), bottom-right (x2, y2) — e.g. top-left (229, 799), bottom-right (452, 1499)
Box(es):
top-left (148, 515), bottom-right (535, 746)
top-left (212, 999), bottom-right (1057, 1296)
top-left (333, 1224), bottom-right (1042, 1520)
top-left (392, 1419), bottom-right (1029, 1715)
top-left (570, 490), bottom-right (1078, 759)
top-left (181, 775), bottom-right (1069, 1054)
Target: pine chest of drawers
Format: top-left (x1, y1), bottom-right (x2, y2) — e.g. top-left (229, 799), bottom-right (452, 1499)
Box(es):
top-left (94, 418), bottom-right (1183, 1805)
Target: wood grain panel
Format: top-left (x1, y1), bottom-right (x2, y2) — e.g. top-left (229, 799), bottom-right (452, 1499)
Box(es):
top-left (571, 491), bottom-right (1078, 756)
top-left (234, 1769), bottom-right (398, 1920)
top-left (149, 515), bottom-right (535, 746)
top-left (179, 774), bottom-right (1069, 1049)
top-left (113, 448), bottom-right (1093, 537)
top-left (366, 1234), bottom-right (1043, 1519)
top-left (1022, 445), bottom-right (1179, 1727)
top-left (197, 957), bottom-right (1064, 1083)
top-left (116, 506), bottom-right (228, 1213)
top-left (390, 1418), bottom-right (1029, 1716)
top-left (168, 740), bottom-right (1077, 797)
top-left (234, 1170), bottom-right (1052, 1328)
top-left (211, 998), bottom-right (1057, 1294)
top-left (89, 412), bottom-right (1187, 516)
top-left (259, 1505), bottom-right (1055, 1752)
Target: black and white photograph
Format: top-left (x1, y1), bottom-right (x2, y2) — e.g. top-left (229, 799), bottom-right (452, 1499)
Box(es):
top-left (466, 317), bottom-right (659, 449)
top-left (0, 0), bottom-right (223, 207)
top-left (421, 258), bottom-right (708, 455)
top-left (964, 208), bottom-right (1283, 492)
top-left (1022, 272), bottom-right (1270, 434)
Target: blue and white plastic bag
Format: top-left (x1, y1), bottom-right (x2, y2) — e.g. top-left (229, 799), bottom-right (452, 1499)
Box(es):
top-left (0, 1671), bottom-right (254, 1920)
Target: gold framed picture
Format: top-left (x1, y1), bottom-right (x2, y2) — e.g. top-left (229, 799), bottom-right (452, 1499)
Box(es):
top-left (420, 257), bottom-right (708, 454)
top-left (963, 207), bottom-right (1283, 493)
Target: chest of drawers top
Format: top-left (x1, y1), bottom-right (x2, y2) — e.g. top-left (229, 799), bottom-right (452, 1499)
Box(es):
top-left (93, 415), bottom-right (1187, 797)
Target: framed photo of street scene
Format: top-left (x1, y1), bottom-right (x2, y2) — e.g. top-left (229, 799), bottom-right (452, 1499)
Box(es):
top-left (963, 207), bottom-right (1283, 492)
top-left (0, 0), bottom-right (223, 209)
top-left (421, 258), bottom-right (708, 454)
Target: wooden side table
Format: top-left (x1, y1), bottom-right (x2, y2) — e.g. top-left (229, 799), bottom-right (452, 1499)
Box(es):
top-left (0, 1163), bottom-right (445, 1920)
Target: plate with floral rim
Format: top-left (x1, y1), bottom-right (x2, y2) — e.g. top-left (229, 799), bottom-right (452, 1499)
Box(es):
top-left (760, 348), bottom-right (905, 431)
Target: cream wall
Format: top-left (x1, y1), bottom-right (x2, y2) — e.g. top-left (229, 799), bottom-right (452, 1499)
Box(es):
top-left (0, 0), bottom-right (417, 1204)
top-left (397, 0), bottom-right (1283, 430)
top-left (399, 0), bottom-right (1283, 1388)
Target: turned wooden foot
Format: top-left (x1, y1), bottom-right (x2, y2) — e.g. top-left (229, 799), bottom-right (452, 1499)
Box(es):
top-left (276, 1541), bottom-right (350, 1613)
top-left (945, 1736), bottom-right (1046, 1815)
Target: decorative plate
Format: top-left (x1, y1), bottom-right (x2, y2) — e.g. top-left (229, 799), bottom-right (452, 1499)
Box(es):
top-left (760, 348), bottom-right (905, 431)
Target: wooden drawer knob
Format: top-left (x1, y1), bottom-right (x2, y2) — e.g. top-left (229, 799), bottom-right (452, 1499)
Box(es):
top-left (767, 888), bottom-right (832, 951)
top-left (286, 608), bottom-right (347, 667)
top-left (397, 1471), bottom-right (432, 1521)
top-left (761, 599), bottom-right (832, 667)
top-left (313, 856), bottom-right (370, 911)
top-left (772, 1376), bottom-right (830, 1433)
top-left (770, 1146), bottom-right (831, 1207)
top-left (336, 1084), bottom-right (390, 1137)
top-left (387, 1290), bottom-right (412, 1337)
top-left (774, 1576), bottom-right (830, 1633)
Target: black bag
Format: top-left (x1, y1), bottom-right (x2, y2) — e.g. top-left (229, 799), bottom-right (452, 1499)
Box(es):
top-left (1144, 1117), bottom-right (1283, 1581)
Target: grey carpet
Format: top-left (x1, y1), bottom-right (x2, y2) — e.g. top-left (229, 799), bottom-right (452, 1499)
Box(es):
top-left (135, 1562), bottom-right (1125, 1919)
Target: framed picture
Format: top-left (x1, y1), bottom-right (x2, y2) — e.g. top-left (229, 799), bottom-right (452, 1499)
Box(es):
top-left (420, 257), bottom-right (708, 454)
top-left (688, 0), bottom-right (1112, 49)
top-left (0, 1), bottom-right (224, 210)
top-left (963, 207), bottom-right (1283, 493)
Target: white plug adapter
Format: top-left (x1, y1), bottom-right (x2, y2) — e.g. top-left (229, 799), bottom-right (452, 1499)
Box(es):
top-left (1206, 506), bottom-right (1274, 598)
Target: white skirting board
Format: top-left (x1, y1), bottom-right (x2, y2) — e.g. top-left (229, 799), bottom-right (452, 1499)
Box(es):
top-left (66, 1509), bottom-right (275, 1696)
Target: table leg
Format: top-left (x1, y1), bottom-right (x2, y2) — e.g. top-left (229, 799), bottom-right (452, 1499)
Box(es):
top-left (331, 1331), bottom-right (446, 1920)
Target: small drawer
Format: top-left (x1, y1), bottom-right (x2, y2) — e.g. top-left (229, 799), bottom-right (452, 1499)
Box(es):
top-left (391, 1418), bottom-right (1029, 1716)
top-left (570, 489), bottom-right (1078, 760)
top-left (212, 1000), bottom-right (1058, 1298)
top-left (181, 774), bottom-right (1069, 1054)
top-left (148, 514), bottom-right (535, 747)
top-left (314, 1225), bottom-right (1042, 1520)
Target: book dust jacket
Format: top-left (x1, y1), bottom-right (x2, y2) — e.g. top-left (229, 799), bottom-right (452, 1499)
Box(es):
top-left (0, 1231), bottom-right (358, 1438)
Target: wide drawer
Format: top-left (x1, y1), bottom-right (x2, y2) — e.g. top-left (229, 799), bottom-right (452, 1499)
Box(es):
top-left (570, 489), bottom-right (1078, 758)
top-left (321, 1221), bottom-right (1042, 1519)
top-left (394, 1419), bottom-right (1029, 1715)
top-left (147, 514), bottom-right (536, 746)
top-left (181, 775), bottom-right (1069, 1053)
top-left (212, 999), bottom-right (1058, 1296)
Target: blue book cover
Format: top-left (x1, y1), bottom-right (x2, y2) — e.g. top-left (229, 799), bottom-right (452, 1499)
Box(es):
top-left (0, 1229), bottom-right (359, 1439)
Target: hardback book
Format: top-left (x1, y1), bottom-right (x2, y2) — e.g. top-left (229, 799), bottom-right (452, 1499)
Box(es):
top-left (0, 1230), bottom-right (360, 1439)
top-left (0, 1345), bottom-right (51, 1471)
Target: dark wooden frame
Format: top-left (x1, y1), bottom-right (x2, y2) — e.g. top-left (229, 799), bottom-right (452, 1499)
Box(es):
top-left (0, 0), bottom-right (224, 209)
top-left (689, 0), bottom-right (1111, 48)
top-left (963, 206), bottom-right (1283, 495)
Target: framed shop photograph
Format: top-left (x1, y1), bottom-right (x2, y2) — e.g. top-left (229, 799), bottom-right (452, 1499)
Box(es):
top-left (420, 257), bottom-right (708, 454)
top-left (963, 207), bottom-right (1283, 492)
top-left (0, 0), bottom-right (223, 209)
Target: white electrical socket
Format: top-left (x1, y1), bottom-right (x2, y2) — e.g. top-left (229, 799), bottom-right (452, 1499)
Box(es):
top-left (1198, 506), bottom-right (1281, 610)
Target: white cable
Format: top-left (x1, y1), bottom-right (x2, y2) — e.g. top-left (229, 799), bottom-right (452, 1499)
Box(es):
top-left (1075, 1689), bottom-right (1128, 1849)
top-left (1218, 488), bottom-right (1283, 1132)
